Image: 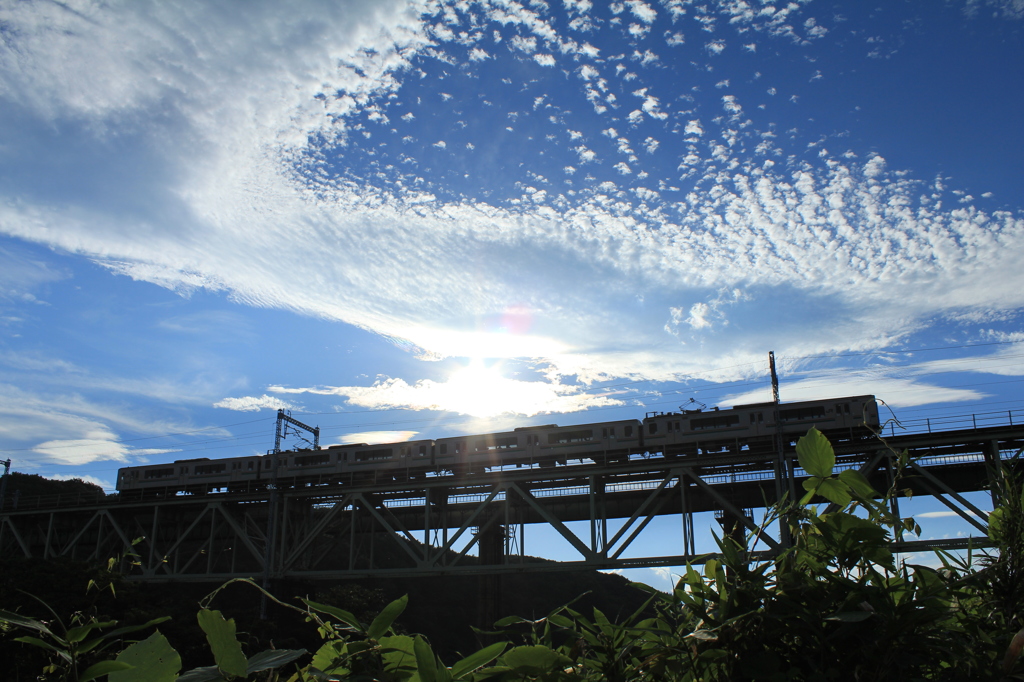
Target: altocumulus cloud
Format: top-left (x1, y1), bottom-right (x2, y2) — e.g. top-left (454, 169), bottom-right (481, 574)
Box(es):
top-left (0, 0), bottom-right (1022, 405)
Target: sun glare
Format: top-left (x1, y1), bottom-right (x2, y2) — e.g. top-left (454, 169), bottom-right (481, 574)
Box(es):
top-left (445, 360), bottom-right (518, 417)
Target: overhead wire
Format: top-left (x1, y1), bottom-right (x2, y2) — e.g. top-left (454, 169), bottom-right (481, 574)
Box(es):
top-left (9, 338), bottom-right (1024, 469)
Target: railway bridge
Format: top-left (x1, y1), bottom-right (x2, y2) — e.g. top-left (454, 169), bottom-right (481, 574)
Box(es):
top-left (1, 416), bottom-right (1021, 584)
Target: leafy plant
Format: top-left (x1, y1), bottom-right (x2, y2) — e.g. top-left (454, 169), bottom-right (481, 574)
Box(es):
top-left (0, 598), bottom-right (169, 682)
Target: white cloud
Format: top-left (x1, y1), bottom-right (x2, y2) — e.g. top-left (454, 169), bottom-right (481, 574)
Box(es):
top-left (706, 40), bottom-right (726, 55)
top-left (725, 377), bottom-right (985, 410)
top-left (214, 394), bottom-right (295, 412)
top-left (2, 0), bottom-right (1024, 409)
top-left (51, 473), bottom-right (116, 492)
top-left (334, 430), bottom-right (419, 445)
top-left (575, 145), bottom-right (597, 163)
top-left (0, 382), bottom-right (206, 466)
top-left (722, 95), bottom-right (742, 116)
top-left (272, 370), bottom-right (625, 418)
top-left (685, 302), bottom-right (712, 329)
top-left (626, 0), bottom-right (657, 23)
top-left (915, 510), bottom-right (983, 519)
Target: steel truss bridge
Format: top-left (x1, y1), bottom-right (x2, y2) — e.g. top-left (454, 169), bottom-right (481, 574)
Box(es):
top-left (2, 421), bottom-right (1022, 585)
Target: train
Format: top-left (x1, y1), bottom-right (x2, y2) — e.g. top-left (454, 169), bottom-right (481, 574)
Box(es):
top-left (115, 394), bottom-right (879, 496)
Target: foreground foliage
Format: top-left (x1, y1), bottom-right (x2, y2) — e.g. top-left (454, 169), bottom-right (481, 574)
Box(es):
top-left (3, 429), bottom-right (1024, 680)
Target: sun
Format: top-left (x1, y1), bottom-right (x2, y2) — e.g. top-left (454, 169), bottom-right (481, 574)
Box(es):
top-left (444, 359), bottom-right (516, 418)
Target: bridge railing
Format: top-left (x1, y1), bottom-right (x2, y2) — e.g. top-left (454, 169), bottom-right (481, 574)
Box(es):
top-left (0, 490), bottom-right (111, 513)
top-left (882, 408), bottom-right (1024, 438)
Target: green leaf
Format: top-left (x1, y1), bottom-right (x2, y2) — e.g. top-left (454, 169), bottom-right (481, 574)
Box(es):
top-left (547, 613), bottom-right (575, 630)
top-left (796, 427), bottom-right (835, 479)
top-left (838, 468), bottom-right (877, 499)
top-left (367, 594), bottom-right (408, 640)
top-left (13, 635), bottom-right (72, 661)
top-left (816, 478), bottom-right (853, 506)
top-left (414, 635), bottom-right (439, 682)
top-left (688, 629), bottom-right (719, 641)
top-left (110, 631), bottom-right (181, 682)
top-left (802, 476), bottom-right (824, 493)
top-left (67, 622), bottom-right (114, 643)
top-left (824, 611), bottom-right (873, 623)
top-left (502, 645), bottom-right (572, 676)
top-left (79, 660), bottom-right (135, 682)
top-left (196, 609), bottom-right (247, 678)
top-left (310, 641), bottom-right (347, 675)
top-left (104, 616), bottom-right (173, 641)
top-left (302, 599), bottom-right (364, 632)
top-left (246, 648), bottom-right (306, 673)
top-left (451, 641), bottom-right (507, 679)
top-left (380, 635), bottom-right (417, 675)
top-left (989, 507), bottom-right (1006, 542)
top-left (176, 665), bottom-right (226, 682)
top-left (698, 649), bottom-right (728, 660)
top-left (0, 609), bottom-right (59, 639)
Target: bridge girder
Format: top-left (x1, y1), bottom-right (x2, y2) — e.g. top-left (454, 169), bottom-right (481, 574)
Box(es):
top-left (1, 425), bottom-right (1019, 582)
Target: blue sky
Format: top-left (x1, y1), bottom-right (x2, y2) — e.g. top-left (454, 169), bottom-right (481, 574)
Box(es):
top-left (1, 0), bottom-right (1022, 584)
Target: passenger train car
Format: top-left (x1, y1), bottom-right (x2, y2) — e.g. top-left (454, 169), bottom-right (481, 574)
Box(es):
top-left (115, 395), bottom-right (879, 496)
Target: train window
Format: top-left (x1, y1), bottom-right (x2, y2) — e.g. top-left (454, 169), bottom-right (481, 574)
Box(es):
top-left (602, 427), bottom-right (614, 438)
top-left (418, 445), bottom-right (427, 456)
top-left (145, 467), bottom-right (174, 479)
top-left (248, 461), bottom-right (254, 470)
top-left (355, 448), bottom-right (393, 462)
top-left (674, 421), bottom-right (681, 431)
top-left (690, 415), bottom-right (741, 430)
top-left (548, 429), bottom-right (593, 444)
top-left (439, 443), bottom-right (448, 455)
top-left (195, 463), bottom-right (227, 475)
top-left (780, 406), bottom-right (826, 421)
top-left (844, 403), bottom-right (850, 414)
top-left (624, 425), bottom-right (633, 437)
top-left (295, 454), bottom-right (330, 467)
top-left (649, 422), bottom-right (658, 435)
top-left (179, 467), bottom-right (188, 475)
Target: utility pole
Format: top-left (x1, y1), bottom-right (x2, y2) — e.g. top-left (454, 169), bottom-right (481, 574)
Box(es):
top-left (0, 458), bottom-right (11, 510)
top-left (260, 410), bottom-right (319, 620)
top-left (769, 352), bottom-right (791, 548)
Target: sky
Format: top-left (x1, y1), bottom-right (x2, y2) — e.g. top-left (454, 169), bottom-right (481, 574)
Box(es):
top-left (1, 0), bottom-right (1022, 585)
